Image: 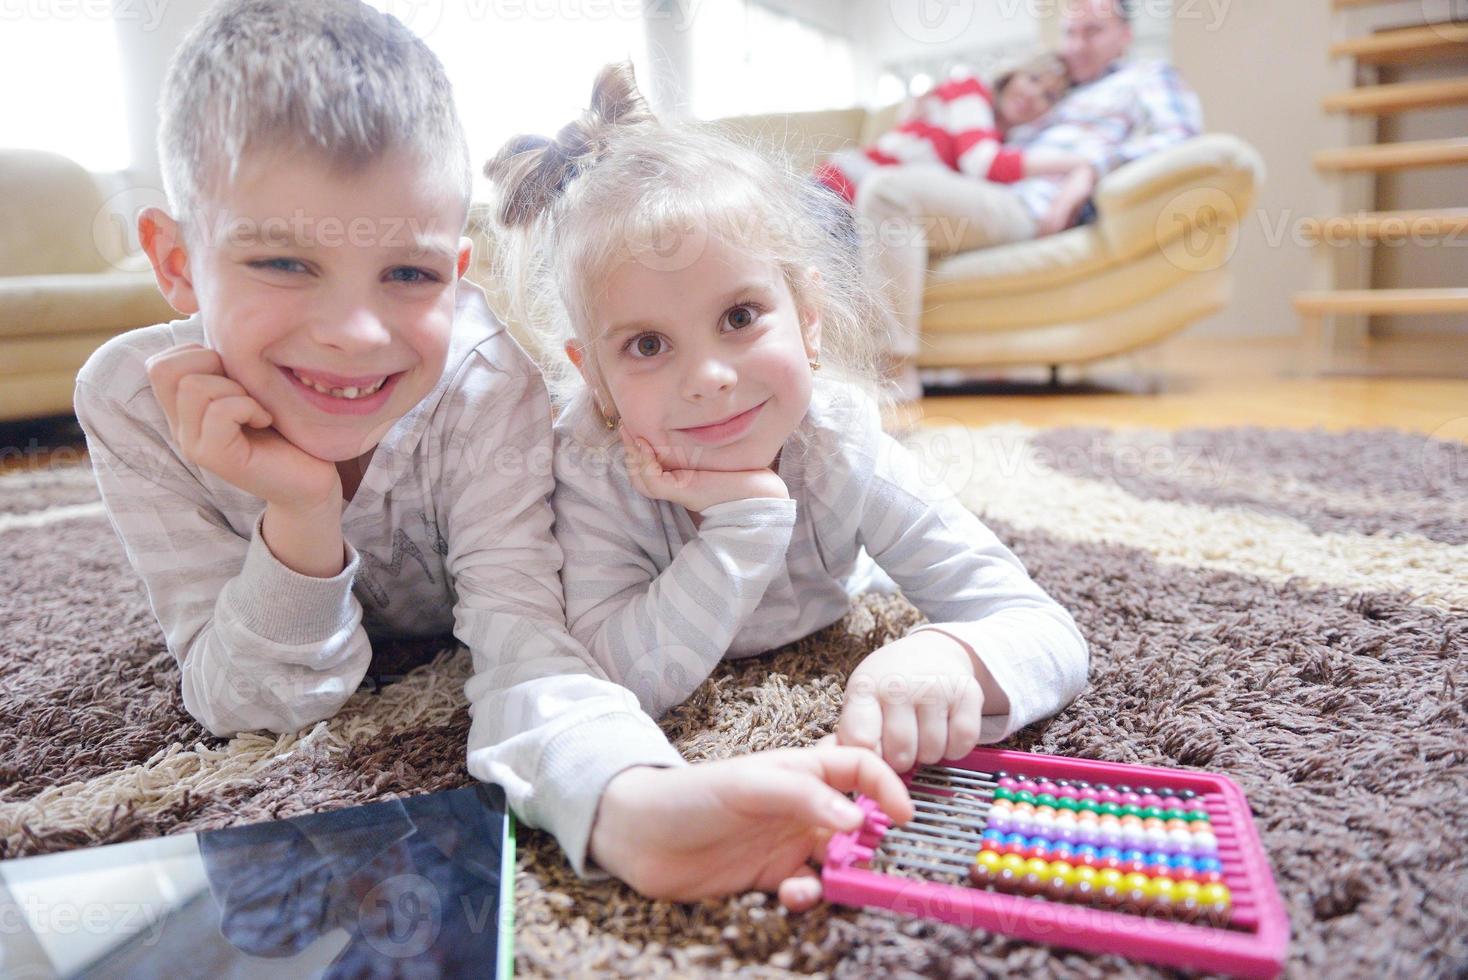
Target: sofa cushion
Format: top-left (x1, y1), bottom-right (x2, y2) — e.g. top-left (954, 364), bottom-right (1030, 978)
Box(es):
top-left (927, 134), bottom-right (1263, 299)
top-left (0, 149), bottom-right (112, 276)
top-left (0, 272), bottom-right (177, 340)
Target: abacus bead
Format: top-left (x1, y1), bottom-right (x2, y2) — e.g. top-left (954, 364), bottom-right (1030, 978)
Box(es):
top-left (1122, 860), bottom-right (1149, 875)
top-left (999, 853), bottom-right (1026, 873)
top-left (1170, 854), bottom-right (1197, 871)
top-left (1018, 780), bottom-right (1040, 794)
top-left (1099, 846), bottom-right (1123, 860)
top-left (1171, 867), bottom-right (1199, 882)
top-left (1175, 880), bottom-right (1202, 900)
top-left (1036, 793), bottom-right (1058, 808)
top-left (1163, 808), bottom-right (1186, 821)
top-left (1050, 860), bottom-right (1078, 885)
top-left (1098, 791), bottom-right (1122, 806)
top-left (1057, 798), bottom-right (1079, 812)
top-left (1145, 876), bottom-right (1177, 904)
top-left (1143, 818), bottom-right (1166, 832)
top-left (1057, 785), bottom-right (1080, 800)
top-left (1187, 809), bottom-right (1210, 822)
top-left (1199, 883), bottom-right (1231, 906)
top-left (982, 828), bottom-right (1005, 841)
top-left (1123, 872), bottom-right (1151, 892)
top-left (993, 787), bottom-right (1013, 801)
top-left (1193, 831), bottom-right (1218, 851)
top-left (1043, 877), bottom-right (1072, 901)
top-left (1100, 801), bottom-right (1122, 815)
top-left (1196, 856), bottom-right (1222, 873)
top-left (1121, 793), bottom-right (1143, 807)
top-left (1012, 801), bottom-right (1035, 814)
top-left (976, 850), bottom-right (1003, 872)
top-left (1004, 832), bottom-right (1027, 846)
top-left (1142, 806), bottom-right (1164, 820)
top-left (1199, 871), bottom-right (1225, 885)
top-left (1140, 794), bottom-right (1164, 809)
top-left (1016, 791), bottom-right (1037, 804)
top-left (998, 777), bottom-right (1018, 790)
top-left (1023, 857), bottom-right (1050, 876)
top-left (1148, 851), bottom-right (1172, 867)
top-left (1161, 796), bottom-right (1185, 810)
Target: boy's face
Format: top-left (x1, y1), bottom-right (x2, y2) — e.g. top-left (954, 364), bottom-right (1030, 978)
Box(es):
top-left (161, 149), bottom-right (471, 463)
top-left (579, 234), bottom-right (820, 474)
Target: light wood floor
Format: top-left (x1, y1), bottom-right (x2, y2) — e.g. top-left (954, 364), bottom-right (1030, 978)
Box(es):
top-left (908, 330), bottom-right (1468, 443)
top-left (2, 331), bottom-right (1465, 477)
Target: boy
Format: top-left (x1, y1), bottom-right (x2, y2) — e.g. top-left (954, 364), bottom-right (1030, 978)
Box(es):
top-left (75, 0), bottom-right (908, 911)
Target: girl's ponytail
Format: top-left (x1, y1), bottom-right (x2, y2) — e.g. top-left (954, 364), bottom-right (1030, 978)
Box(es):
top-left (484, 61), bottom-right (657, 228)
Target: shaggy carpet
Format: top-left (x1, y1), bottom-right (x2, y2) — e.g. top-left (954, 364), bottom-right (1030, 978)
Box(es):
top-left (1, 422), bottom-right (1464, 978)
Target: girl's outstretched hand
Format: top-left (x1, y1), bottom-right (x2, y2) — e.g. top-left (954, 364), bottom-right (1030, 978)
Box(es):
top-left (836, 630), bottom-right (991, 773)
top-left (587, 745), bottom-right (913, 912)
top-left (621, 431), bottom-right (788, 515)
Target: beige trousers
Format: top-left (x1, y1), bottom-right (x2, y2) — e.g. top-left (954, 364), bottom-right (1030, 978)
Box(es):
top-left (855, 165), bottom-right (1038, 362)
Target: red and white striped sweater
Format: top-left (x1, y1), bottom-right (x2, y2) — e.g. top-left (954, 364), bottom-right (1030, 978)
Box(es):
top-left (816, 76), bottom-right (1025, 203)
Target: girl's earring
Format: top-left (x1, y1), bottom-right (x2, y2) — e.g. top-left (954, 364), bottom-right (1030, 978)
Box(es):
top-left (604, 412), bottom-right (621, 431)
top-left (808, 356), bottom-right (822, 371)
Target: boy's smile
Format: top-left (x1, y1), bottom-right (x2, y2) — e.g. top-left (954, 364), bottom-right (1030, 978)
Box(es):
top-left (149, 146), bottom-right (472, 463)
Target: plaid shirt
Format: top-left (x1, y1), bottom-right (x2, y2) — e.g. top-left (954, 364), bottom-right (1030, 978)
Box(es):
top-left (1004, 59), bottom-right (1203, 225)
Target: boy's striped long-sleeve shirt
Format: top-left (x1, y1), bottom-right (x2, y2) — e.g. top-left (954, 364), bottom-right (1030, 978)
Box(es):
top-left (551, 379), bottom-right (1089, 738)
top-left (73, 283), bottom-right (685, 878)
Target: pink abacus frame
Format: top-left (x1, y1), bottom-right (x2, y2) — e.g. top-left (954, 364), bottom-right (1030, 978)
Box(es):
top-left (822, 747), bottom-right (1290, 979)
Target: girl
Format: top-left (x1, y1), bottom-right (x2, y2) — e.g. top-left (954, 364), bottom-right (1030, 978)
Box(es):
top-left (815, 53), bottom-right (1082, 203)
top-left (486, 62), bottom-right (1088, 860)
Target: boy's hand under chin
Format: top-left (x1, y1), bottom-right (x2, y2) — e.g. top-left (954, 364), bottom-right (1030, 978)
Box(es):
top-left (588, 745), bottom-right (912, 911)
top-left (146, 343), bottom-right (348, 577)
top-left (835, 631), bottom-right (995, 773)
top-left (621, 431), bottom-right (788, 516)
top-left (147, 343), bottom-right (342, 510)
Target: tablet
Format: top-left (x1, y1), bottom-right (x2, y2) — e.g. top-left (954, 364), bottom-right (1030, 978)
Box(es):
top-left (0, 784), bottom-right (515, 979)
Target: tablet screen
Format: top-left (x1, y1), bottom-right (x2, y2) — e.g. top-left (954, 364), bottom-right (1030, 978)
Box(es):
top-left (0, 784), bottom-right (514, 979)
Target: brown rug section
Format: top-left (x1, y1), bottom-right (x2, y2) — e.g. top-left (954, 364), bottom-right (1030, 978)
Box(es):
top-left (1030, 425), bottom-right (1468, 546)
top-left (2, 425), bottom-right (1465, 979)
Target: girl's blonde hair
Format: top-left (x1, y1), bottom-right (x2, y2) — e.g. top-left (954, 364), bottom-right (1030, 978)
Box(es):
top-left (992, 51), bottom-right (1073, 107)
top-left (484, 62), bottom-right (890, 410)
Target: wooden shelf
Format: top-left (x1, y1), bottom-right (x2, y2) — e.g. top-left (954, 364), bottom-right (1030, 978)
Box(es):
top-left (1322, 76), bottom-right (1468, 114)
top-left (1300, 208), bottom-right (1468, 242)
top-left (1329, 22), bottom-right (1468, 65)
top-left (1314, 137), bottom-right (1468, 172)
top-left (1294, 288), bottom-right (1468, 316)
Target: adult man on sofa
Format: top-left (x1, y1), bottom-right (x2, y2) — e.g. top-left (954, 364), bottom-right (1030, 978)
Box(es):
top-left (863, 0), bottom-right (1203, 401)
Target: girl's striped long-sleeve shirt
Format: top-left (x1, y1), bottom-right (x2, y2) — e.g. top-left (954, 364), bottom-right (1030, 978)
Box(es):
top-left (816, 76), bottom-right (1025, 203)
top-left (551, 378), bottom-right (1089, 739)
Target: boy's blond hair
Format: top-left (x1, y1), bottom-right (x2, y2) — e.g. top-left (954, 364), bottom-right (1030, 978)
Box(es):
top-left (158, 0), bottom-right (470, 236)
top-left (484, 62), bottom-right (890, 409)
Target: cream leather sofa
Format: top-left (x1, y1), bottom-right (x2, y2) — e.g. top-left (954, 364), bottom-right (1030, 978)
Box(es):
top-left (0, 149), bottom-right (176, 421)
top-left (708, 107), bottom-right (1265, 374)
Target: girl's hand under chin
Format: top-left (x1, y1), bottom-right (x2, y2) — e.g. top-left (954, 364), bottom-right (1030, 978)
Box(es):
top-left (621, 431), bottom-right (788, 515)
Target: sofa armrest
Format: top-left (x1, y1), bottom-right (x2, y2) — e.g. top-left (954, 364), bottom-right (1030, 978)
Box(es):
top-left (1090, 133), bottom-right (1266, 260)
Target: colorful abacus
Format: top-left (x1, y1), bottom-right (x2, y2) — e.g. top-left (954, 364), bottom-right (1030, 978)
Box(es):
top-left (974, 773), bottom-right (1232, 921)
top-left (823, 747), bottom-right (1289, 979)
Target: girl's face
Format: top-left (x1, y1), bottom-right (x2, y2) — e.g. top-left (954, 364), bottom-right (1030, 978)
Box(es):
top-left (997, 70), bottom-right (1068, 127)
top-left (576, 233), bottom-right (820, 474)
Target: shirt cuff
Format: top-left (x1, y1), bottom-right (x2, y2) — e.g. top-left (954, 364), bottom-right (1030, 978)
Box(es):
top-left (697, 496), bottom-right (798, 528)
top-left (222, 511), bottom-right (362, 646)
top-left (527, 710), bottom-right (688, 879)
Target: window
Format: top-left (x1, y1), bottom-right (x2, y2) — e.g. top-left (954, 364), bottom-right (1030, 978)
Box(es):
top-left (688, 0), bottom-right (858, 119)
top-left (0, 13), bottom-right (130, 171)
top-left (366, 0), bottom-right (649, 198)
